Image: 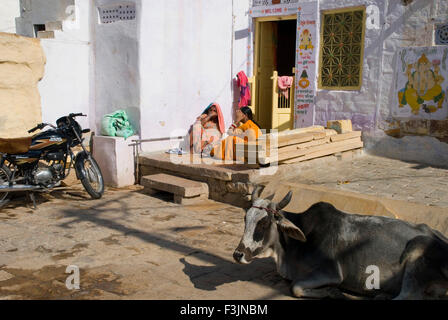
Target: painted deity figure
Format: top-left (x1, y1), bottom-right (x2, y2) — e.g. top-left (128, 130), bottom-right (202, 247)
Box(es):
top-left (398, 53), bottom-right (445, 115)
top-left (299, 29), bottom-right (314, 51)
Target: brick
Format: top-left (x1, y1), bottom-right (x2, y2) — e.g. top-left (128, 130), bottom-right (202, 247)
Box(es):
top-left (327, 120), bottom-right (353, 134)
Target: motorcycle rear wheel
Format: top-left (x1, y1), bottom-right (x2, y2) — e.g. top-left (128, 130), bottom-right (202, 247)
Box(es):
top-left (0, 165), bottom-right (12, 209)
top-left (77, 156), bottom-right (104, 199)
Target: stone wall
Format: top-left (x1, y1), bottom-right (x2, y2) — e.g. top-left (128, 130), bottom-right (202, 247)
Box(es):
top-left (0, 32), bottom-right (45, 138)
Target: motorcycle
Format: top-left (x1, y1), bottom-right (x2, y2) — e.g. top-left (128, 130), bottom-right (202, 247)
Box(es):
top-left (0, 113), bottom-right (104, 208)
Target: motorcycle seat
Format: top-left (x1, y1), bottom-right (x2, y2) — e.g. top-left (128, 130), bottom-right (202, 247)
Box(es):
top-left (0, 137), bottom-right (33, 154)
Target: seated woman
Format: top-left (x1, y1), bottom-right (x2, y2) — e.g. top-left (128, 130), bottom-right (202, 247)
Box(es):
top-left (185, 103), bottom-right (225, 155)
top-left (209, 106), bottom-right (262, 161)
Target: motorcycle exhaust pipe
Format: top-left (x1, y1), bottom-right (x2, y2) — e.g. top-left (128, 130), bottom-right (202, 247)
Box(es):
top-left (0, 184), bottom-right (43, 192)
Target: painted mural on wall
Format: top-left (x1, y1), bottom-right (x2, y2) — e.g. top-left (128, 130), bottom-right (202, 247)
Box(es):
top-left (294, 1), bottom-right (318, 128)
top-left (394, 46), bottom-right (448, 120)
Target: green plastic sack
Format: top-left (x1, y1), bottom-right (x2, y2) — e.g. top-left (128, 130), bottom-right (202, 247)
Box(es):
top-left (100, 110), bottom-right (135, 139)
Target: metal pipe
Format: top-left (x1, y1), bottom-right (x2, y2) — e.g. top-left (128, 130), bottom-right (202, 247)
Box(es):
top-left (131, 136), bottom-right (184, 143)
top-left (0, 185), bottom-right (42, 192)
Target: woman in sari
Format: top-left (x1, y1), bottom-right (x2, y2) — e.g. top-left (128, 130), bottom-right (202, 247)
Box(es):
top-left (187, 103), bottom-right (225, 155)
top-left (210, 106), bottom-right (262, 161)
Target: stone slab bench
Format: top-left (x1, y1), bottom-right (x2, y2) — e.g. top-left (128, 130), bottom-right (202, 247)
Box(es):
top-left (141, 173), bottom-right (209, 204)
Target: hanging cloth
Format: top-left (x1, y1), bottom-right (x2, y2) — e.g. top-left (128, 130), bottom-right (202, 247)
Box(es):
top-left (202, 102), bottom-right (226, 134)
top-left (278, 76), bottom-right (294, 99)
top-left (237, 71), bottom-right (251, 108)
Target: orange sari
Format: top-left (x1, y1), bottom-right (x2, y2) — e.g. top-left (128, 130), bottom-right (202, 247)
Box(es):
top-left (211, 120), bottom-right (262, 161)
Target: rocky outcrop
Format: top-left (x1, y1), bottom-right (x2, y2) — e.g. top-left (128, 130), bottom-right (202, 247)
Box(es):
top-left (0, 32), bottom-right (46, 138)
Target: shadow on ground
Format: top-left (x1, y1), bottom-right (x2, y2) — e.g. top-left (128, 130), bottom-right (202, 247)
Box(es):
top-left (49, 192), bottom-right (293, 299)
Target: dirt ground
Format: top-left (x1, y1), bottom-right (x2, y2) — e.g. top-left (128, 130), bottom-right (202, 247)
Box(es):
top-left (0, 184), bottom-right (294, 300)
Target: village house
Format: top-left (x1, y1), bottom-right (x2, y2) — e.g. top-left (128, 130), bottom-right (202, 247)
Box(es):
top-left (0, 0), bottom-right (447, 166)
top-left (2, 0), bottom-right (448, 302)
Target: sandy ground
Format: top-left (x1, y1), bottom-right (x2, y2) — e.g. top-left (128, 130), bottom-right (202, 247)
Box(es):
top-left (0, 184), bottom-right (294, 300)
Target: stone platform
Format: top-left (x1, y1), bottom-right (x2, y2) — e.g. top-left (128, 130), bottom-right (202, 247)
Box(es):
top-left (138, 150), bottom-right (362, 207)
top-left (138, 152), bottom-right (448, 235)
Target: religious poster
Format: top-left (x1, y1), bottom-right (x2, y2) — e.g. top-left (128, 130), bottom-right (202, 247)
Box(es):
top-left (294, 1), bottom-right (318, 128)
top-left (394, 46), bottom-right (448, 120)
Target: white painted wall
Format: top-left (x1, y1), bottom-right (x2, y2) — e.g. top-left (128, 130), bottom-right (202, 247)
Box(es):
top-left (310, 0), bottom-right (385, 133)
top-left (38, 0), bottom-right (93, 131)
top-left (139, 0), bottom-right (233, 152)
top-left (39, 41), bottom-right (91, 129)
top-left (310, 0), bottom-right (440, 134)
top-left (93, 0), bottom-right (141, 137)
top-left (0, 0), bottom-right (20, 33)
top-left (232, 0), bottom-right (253, 117)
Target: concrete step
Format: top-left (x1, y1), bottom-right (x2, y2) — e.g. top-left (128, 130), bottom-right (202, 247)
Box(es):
top-left (141, 173), bottom-right (209, 204)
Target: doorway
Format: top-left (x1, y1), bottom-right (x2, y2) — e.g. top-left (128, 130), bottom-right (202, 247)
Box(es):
top-left (253, 15), bottom-right (297, 131)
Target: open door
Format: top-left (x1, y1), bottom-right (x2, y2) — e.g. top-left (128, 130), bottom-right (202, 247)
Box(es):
top-left (254, 16), bottom-right (297, 131)
top-left (255, 21), bottom-right (277, 130)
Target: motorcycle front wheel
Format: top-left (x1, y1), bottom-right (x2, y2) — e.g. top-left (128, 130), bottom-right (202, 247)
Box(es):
top-left (0, 165), bottom-right (11, 209)
top-left (75, 153), bottom-right (104, 199)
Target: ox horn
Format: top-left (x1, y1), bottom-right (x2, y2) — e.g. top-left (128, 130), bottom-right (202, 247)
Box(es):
top-left (251, 185), bottom-right (263, 203)
top-left (276, 191), bottom-right (293, 210)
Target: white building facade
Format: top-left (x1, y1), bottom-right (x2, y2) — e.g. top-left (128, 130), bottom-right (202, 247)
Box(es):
top-left (3, 0), bottom-right (448, 165)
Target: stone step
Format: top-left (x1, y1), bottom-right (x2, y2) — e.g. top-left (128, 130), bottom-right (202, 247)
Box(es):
top-left (141, 174), bottom-right (209, 203)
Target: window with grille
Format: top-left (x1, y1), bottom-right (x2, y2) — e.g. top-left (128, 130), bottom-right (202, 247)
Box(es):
top-left (435, 23), bottom-right (448, 45)
top-left (318, 7), bottom-right (366, 90)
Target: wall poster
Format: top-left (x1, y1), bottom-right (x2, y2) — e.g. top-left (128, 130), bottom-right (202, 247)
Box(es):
top-left (394, 46), bottom-right (448, 120)
top-left (294, 1), bottom-right (318, 128)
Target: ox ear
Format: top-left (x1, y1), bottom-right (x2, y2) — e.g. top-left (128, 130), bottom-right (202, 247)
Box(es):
top-left (276, 191), bottom-right (293, 210)
top-left (277, 217), bottom-right (306, 242)
top-left (265, 193), bottom-right (275, 201)
top-left (251, 185), bottom-right (264, 203)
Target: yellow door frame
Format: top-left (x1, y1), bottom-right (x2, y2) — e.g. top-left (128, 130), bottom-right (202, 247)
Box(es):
top-left (253, 14), bottom-right (297, 129)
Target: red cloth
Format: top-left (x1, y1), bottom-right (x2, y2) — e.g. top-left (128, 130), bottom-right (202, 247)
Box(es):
top-left (237, 71), bottom-right (251, 108)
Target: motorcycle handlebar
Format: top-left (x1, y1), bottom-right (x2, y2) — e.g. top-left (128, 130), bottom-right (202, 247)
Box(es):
top-left (28, 123), bottom-right (56, 133)
top-left (28, 126), bottom-right (39, 134)
top-left (28, 123), bottom-right (44, 133)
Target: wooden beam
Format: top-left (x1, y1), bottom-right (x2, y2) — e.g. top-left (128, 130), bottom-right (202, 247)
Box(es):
top-left (262, 137), bottom-right (362, 164)
top-left (330, 131), bottom-right (362, 142)
top-left (276, 131), bottom-right (326, 148)
top-left (324, 129), bottom-right (338, 136)
top-left (282, 143), bottom-right (364, 164)
top-left (278, 136), bottom-right (330, 153)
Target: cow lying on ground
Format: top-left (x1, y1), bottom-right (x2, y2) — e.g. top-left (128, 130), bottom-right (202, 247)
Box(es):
top-left (233, 186), bottom-right (448, 299)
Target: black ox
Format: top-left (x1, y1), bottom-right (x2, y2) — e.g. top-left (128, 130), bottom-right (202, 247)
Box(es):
top-left (233, 187), bottom-right (448, 299)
